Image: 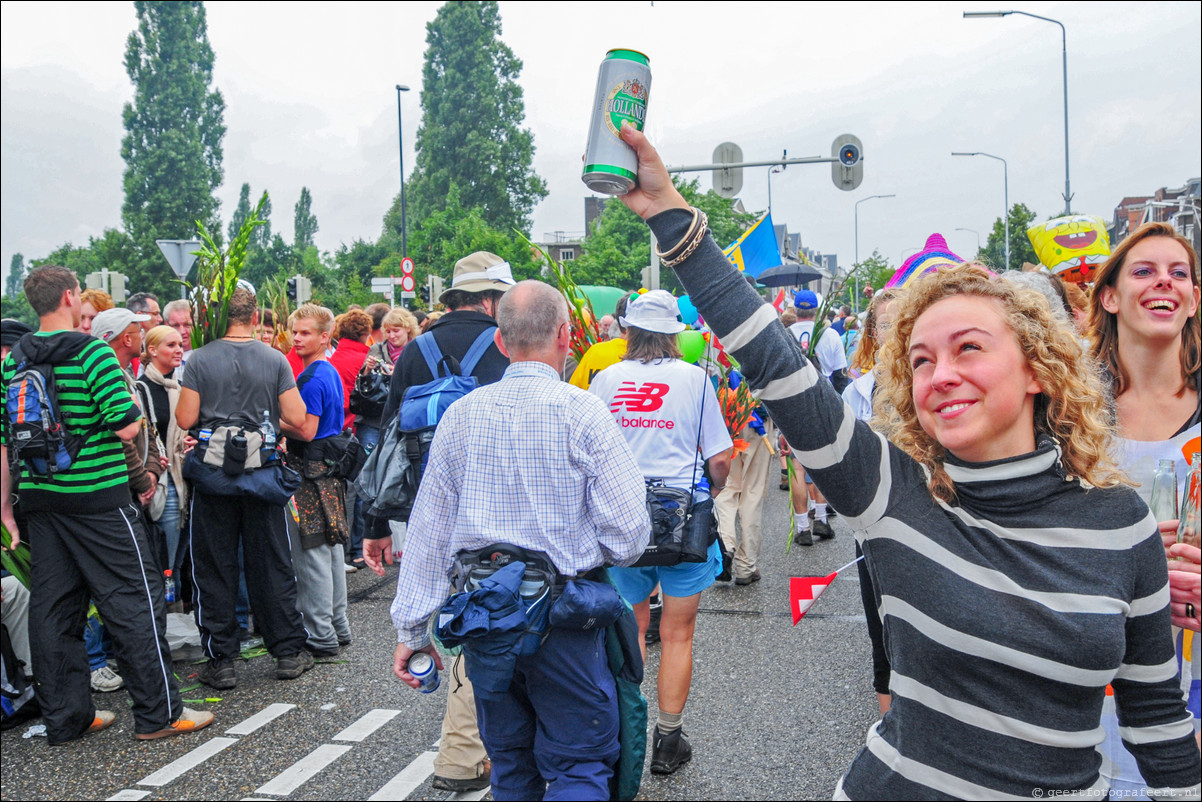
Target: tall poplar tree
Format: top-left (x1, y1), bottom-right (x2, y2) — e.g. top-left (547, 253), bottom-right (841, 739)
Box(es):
top-left (404, 1), bottom-right (547, 237)
top-left (294, 187), bottom-right (318, 250)
top-left (121, 0), bottom-right (225, 296)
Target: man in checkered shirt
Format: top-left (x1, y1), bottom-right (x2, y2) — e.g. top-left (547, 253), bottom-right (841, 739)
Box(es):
top-left (390, 280), bottom-right (650, 801)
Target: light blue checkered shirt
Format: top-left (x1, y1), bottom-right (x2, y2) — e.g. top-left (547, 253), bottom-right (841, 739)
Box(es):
top-left (390, 360), bottom-right (651, 648)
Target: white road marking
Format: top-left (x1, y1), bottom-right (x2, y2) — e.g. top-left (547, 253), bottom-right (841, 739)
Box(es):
top-left (334, 708), bottom-right (402, 742)
top-left (138, 736), bottom-right (239, 787)
top-left (368, 749), bottom-right (438, 801)
top-left (107, 791), bottom-right (151, 801)
top-left (225, 703), bottom-right (297, 736)
top-left (255, 743), bottom-right (352, 796)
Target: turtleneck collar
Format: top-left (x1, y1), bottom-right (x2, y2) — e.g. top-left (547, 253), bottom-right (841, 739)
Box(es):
top-left (943, 437), bottom-right (1073, 511)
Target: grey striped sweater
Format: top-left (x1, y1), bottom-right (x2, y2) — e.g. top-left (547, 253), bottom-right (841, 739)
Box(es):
top-left (649, 208), bottom-right (1200, 799)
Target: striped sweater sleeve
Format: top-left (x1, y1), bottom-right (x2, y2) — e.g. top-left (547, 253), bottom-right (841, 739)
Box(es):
top-left (649, 209), bottom-right (923, 529)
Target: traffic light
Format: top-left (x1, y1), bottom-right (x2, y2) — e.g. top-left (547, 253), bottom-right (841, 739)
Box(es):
top-left (830, 134), bottom-right (864, 192)
top-left (287, 277), bottom-right (298, 302)
top-left (641, 266), bottom-right (653, 289)
top-left (287, 275), bottom-right (311, 304)
top-left (419, 284), bottom-right (431, 305)
top-left (838, 143), bottom-right (861, 167)
top-left (428, 275), bottom-right (444, 308)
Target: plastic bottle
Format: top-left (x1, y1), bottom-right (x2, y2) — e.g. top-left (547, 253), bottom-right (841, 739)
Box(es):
top-left (164, 570), bottom-right (175, 603)
top-left (261, 410), bottom-right (276, 449)
top-left (1148, 459), bottom-right (1178, 521)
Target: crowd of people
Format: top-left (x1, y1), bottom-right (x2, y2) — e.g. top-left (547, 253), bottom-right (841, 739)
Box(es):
top-left (2, 137), bottom-right (1200, 800)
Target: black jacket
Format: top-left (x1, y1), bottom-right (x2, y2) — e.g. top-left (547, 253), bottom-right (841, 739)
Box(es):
top-left (379, 310), bottom-right (509, 426)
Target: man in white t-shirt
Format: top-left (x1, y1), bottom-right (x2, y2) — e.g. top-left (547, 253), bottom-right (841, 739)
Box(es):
top-left (784, 290), bottom-right (842, 543)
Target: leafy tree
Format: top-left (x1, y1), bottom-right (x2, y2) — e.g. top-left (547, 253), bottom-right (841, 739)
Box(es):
top-left (33, 230), bottom-right (139, 294)
top-left (829, 249), bottom-right (893, 309)
top-left (6, 253), bottom-right (26, 299)
top-left (334, 239), bottom-right (390, 287)
top-left (981, 203), bottom-right (1039, 272)
top-left (121, 0), bottom-right (226, 298)
top-left (3, 293), bottom-right (38, 327)
top-left (405, 1), bottom-right (547, 236)
top-left (404, 183), bottom-right (538, 290)
top-left (571, 178), bottom-right (756, 293)
top-left (294, 187), bottom-right (318, 250)
top-left (229, 183), bottom-right (252, 244)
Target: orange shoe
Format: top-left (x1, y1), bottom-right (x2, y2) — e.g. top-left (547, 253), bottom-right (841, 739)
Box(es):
top-left (135, 708), bottom-right (215, 740)
top-left (86, 710), bottom-right (116, 734)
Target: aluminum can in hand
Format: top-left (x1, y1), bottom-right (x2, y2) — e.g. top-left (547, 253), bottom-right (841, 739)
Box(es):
top-left (582, 49), bottom-right (651, 196)
top-left (408, 651), bottom-right (440, 694)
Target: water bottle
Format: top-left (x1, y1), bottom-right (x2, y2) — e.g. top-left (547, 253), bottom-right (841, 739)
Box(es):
top-left (260, 410), bottom-right (276, 449)
top-left (1176, 453), bottom-right (1200, 550)
top-left (1148, 459), bottom-right (1178, 522)
top-left (163, 569), bottom-right (175, 603)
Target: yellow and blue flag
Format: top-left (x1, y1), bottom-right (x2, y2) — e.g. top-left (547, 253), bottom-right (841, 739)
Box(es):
top-left (723, 212), bottom-right (781, 278)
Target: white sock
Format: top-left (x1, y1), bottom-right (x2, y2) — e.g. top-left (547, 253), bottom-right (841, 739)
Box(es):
top-left (794, 513), bottom-right (808, 532)
top-left (815, 503), bottom-right (828, 523)
top-left (807, 498), bottom-right (816, 513)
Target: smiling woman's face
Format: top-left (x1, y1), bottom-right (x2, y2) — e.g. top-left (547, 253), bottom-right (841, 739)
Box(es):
top-left (1100, 236), bottom-right (1200, 346)
top-left (909, 295), bottom-right (1042, 463)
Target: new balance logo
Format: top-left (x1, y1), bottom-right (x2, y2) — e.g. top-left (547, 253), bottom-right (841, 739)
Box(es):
top-left (609, 382), bottom-right (670, 413)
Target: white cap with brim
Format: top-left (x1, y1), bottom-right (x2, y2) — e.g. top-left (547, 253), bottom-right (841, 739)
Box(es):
top-left (92, 308), bottom-right (151, 343)
top-left (440, 251), bottom-right (517, 304)
top-left (620, 290), bottom-right (686, 335)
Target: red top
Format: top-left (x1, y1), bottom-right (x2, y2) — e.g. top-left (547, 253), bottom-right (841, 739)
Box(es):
top-left (327, 338), bottom-right (370, 429)
top-left (286, 347), bottom-right (304, 380)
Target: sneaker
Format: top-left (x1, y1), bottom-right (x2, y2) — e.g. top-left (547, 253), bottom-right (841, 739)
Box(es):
top-left (734, 569), bottom-right (761, 586)
top-left (87, 710), bottom-right (116, 734)
top-left (344, 563), bottom-right (357, 574)
top-left (135, 708), bottom-right (215, 740)
top-left (198, 659), bottom-right (237, 690)
top-left (651, 727), bottom-right (693, 775)
top-left (276, 650), bottom-right (315, 680)
top-left (431, 760), bottom-right (491, 793)
top-left (90, 666), bottom-right (125, 693)
top-left (793, 527), bottom-right (813, 547)
top-left (717, 549), bottom-right (733, 582)
top-left (813, 519), bottom-right (835, 540)
top-left (308, 646), bottom-right (341, 659)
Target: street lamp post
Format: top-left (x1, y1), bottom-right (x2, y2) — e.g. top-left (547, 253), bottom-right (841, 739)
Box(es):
top-left (952, 152), bottom-right (1009, 270)
top-left (965, 10), bottom-right (1072, 214)
top-left (854, 194), bottom-right (895, 312)
top-left (955, 227), bottom-right (981, 254)
top-left (395, 84), bottom-right (411, 260)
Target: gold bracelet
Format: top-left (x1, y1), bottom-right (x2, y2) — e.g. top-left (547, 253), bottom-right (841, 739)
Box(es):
top-left (661, 212), bottom-right (709, 268)
top-left (655, 207), bottom-right (701, 262)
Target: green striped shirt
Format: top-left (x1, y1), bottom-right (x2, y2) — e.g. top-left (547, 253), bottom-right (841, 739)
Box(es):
top-left (2, 332), bottom-right (139, 512)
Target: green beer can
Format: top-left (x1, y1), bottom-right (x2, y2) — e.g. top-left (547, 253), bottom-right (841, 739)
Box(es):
top-left (582, 49), bottom-right (651, 196)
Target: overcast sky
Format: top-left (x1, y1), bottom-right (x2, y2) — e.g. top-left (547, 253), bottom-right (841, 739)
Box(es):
top-left (2, 1), bottom-right (1200, 290)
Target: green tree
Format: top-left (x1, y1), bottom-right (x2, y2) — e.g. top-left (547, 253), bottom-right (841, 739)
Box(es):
top-left (3, 293), bottom-right (38, 327)
top-left (404, 183), bottom-right (538, 289)
top-left (6, 253), bottom-right (26, 299)
top-left (405, 1), bottom-right (547, 236)
top-left (33, 230), bottom-right (139, 293)
top-left (294, 187), bottom-right (318, 250)
top-left (121, 0), bottom-right (226, 298)
top-left (571, 178), bottom-right (756, 293)
top-left (982, 203), bottom-right (1039, 272)
top-left (229, 183), bottom-right (252, 244)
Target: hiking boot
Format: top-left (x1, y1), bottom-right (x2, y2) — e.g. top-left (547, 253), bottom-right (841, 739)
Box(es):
top-left (198, 659), bottom-right (236, 690)
top-left (87, 710), bottom-right (116, 734)
top-left (276, 650), bottom-right (315, 680)
top-left (651, 727), bottom-right (692, 775)
top-left (90, 666), bottom-right (124, 693)
top-left (135, 708), bottom-right (215, 740)
top-left (813, 519), bottom-right (835, 540)
top-left (793, 527), bottom-right (813, 547)
top-left (432, 759), bottom-right (491, 792)
top-left (734, 569), bottom-right (761, 586)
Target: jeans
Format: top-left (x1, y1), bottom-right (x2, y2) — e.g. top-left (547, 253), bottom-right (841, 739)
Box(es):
top-left (347, 423), bottom-right (380, 562)
top-left (83, 612), bottom-right (112, 671)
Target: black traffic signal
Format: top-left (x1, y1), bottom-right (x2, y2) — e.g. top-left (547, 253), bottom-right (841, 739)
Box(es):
top-left (420, 284), bottom-right (431, 305)
top-left (287, 277), bottom-right (298, 302)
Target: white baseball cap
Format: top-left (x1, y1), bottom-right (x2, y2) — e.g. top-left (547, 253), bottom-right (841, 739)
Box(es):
top-left (619, 290), bottom-right (686, 334)
top-left (92, 308), bottom-right (150, 342)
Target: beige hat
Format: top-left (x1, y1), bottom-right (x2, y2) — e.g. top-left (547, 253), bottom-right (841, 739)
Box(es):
top-left (440, 251), bottom-right (517, 304)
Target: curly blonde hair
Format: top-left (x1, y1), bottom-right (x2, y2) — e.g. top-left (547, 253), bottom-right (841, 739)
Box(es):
top-left (849, 288), bottom-right (899, 375)
top-left (873, 263), bottom-right (1124, 503)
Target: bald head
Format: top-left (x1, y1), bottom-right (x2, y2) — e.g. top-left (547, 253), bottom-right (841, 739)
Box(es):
top-left (496, 281), bottom-right (569, 359)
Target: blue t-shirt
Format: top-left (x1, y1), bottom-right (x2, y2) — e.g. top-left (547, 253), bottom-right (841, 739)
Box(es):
top-left (297, 360), bottom-right (345, 441)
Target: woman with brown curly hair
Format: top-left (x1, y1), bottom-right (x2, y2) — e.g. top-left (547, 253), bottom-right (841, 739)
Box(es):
top-left (1089, 221), bottom-right (1201, 794)
top-left (613, 125), bottom-right (1200, 799)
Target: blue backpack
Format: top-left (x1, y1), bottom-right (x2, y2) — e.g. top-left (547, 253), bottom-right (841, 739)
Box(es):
top-left (398, 326), bottom-right (497, 477)
top-left (4, 340), bottom-right (88, 477)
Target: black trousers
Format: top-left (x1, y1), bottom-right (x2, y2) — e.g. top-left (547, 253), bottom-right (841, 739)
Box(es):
top-left (28, 504), bottom-right (182, 743)
top-left (187, 490), bottom-right (307, 661)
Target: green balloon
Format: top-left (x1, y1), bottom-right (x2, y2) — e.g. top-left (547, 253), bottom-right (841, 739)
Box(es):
top-left (678, 330), bottom-right (706, 363)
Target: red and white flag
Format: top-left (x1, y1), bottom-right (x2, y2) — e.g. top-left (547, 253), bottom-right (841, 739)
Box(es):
top-left (772, 289), bottom-right (785, 312)
top-left (789, 556), bottom-right (864, 625)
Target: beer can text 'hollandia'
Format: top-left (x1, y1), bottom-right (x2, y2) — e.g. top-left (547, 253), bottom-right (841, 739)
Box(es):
top-left (582, 49), bottom-right (651, 196)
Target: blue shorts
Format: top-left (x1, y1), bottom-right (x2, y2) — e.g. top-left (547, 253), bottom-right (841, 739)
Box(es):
top-left (610, 539), bottom-right (721, 602)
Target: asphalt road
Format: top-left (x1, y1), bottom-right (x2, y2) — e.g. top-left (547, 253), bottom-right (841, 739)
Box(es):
top-left (0, 471), bottom-right (880, 801)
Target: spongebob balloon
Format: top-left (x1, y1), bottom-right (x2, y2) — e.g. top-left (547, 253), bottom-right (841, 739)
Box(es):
top-left (1027, 215), bottom-right (1111, 284)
